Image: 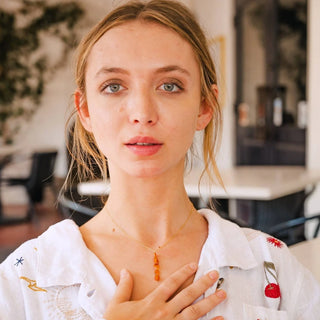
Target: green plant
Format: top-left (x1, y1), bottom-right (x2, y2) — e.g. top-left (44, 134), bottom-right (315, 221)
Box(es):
top-left (0, 0), bottom-right (84, 143)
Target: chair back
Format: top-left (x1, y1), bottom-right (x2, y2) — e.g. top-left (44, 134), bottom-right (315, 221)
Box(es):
top-left (26, 151), bottom-right (58, 202)
top-left (58, 188), bottom-right (103, 226)
top-left (268, 213), bottom-right (320, 246)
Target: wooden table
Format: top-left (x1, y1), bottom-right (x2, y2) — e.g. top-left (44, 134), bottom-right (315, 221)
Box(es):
top-left (290, 237), bottom-right (320, 283)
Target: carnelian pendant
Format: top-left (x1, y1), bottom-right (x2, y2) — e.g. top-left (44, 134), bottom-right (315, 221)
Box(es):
top-left (154, 252), bottom-right (160, 281)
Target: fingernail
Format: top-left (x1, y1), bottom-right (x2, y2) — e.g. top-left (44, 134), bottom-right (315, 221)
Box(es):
top-left (188, 262), bottom-right (197, 271)
top-left (208, 270), bottom-right (218, 280)
top-left (120, 269), bottom-right (128, 279)
top-left (216, 289), bottom-right (226, 299)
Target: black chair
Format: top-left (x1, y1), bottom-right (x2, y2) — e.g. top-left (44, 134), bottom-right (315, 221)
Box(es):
top-left (58, 187), bottom-right (104, 226)
top-left (1, 150), bottom-right (58, 222)
top-left (268, 213), bottom-right (320, 246)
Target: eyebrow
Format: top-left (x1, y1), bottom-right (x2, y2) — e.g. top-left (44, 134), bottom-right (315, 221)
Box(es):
top-left (155, 65), bottom-right (191, 77)
top-left (95, 67), bottom-right (129, 78)
top-left (95, 65), bottom-right (191, 78)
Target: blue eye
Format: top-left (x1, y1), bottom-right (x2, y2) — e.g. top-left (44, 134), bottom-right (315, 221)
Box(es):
top-left (104, 83), bottom-right (124, 93)
top-left (161, 83), bottom-right (181, 92)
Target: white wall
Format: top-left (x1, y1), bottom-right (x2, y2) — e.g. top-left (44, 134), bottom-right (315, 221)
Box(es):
top-left (192, 0), bottom-right (235, 169)
top-left (306, 0), bottom-right (320, 217)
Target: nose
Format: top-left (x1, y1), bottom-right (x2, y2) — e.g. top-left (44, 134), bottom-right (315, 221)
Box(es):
top-left (127, 87), bottom-right (158, 126)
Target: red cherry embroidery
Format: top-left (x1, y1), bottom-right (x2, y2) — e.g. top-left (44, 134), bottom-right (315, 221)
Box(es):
top-left (265, 283), bottom-right (281, 298)
top-left (267, 237), bottom-right (283, 248)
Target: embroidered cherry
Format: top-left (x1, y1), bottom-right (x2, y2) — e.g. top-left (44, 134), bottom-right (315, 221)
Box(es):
top-left (264, 261), bottom-right (281, 299)
top-left (265, 282), bottom-right (281, 298)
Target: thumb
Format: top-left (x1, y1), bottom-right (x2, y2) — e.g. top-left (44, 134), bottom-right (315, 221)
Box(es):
top-left (112, 269), bottom-right (133, 303)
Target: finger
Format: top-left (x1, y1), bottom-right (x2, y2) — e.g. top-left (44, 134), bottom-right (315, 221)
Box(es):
top-left (148, 263), bottom-right (198, 301)
top-left (177, 289), bottom-right (226, 320)
top-left (211, 317), bottom-right (224, 320)
top-left (170, 270), bottom-right (219, 313)
top-left (112, 269), bottom-right (134, 303)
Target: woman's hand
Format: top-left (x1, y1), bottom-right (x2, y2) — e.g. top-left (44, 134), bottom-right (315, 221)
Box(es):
top-left (104, 263), bottom-right (226, 320)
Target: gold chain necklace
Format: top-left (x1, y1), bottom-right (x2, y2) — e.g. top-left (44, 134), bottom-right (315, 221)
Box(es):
top-left (105, 205), bottom-right (195, 281)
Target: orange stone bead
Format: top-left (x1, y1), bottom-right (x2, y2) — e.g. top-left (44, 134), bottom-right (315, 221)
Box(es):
top-left (154, 253), bottom-right (160, 281)
top-left (154, 269), bottom-right (160, 281)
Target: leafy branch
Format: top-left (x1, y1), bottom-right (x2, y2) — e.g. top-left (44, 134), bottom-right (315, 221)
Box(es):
top-left (0, 0), bottom-right (84, 143)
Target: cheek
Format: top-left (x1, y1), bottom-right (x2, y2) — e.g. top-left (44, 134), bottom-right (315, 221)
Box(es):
top-left (87, 107), bottom-right (120, 155)
top-left (167, 109), bottom-right (199, 145)
top-left (92, 115), bottom-right (117, 137)
top-left (86, 92), bottom-right (115, 129)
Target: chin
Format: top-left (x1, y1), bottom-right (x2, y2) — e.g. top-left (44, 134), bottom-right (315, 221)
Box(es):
top-left (129, 168), bottom-right (164, 179)
top-left (124, 162), bottom-right (171, 179)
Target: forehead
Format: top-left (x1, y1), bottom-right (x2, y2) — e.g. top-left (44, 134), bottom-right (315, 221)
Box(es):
top-left (86, 20), bottom-right (200, 75)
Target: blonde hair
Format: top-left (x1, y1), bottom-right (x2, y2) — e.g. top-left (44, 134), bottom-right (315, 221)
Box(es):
top-left (67, 0), bottom-right (223, 190)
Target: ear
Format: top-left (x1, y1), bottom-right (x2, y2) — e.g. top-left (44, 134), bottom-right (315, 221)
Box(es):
top-left (196, 85), bottom-right (218, 131)
top-left (75, 89), bottom-right (92, 132)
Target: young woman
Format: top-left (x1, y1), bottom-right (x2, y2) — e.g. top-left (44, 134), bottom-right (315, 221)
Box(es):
top-left (1, 1), bottom-right (319, 319)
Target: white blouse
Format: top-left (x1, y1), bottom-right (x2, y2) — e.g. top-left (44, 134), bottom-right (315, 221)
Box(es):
top-left (0, 209), bottom-right (319, 319)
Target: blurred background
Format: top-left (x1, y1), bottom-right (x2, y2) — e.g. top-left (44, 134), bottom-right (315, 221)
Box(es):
top-left (0, 0), bottom-right (319, 265)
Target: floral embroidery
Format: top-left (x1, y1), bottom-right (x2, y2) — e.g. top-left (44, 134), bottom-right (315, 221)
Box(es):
top-left (263, 262), bottom-right (281, 299)
top-left (266, 237), bottom-right (283, 248)
top-left (44, 285), bottom-right (91, 319)
top-left (20, 276), bottom-right (47, 292)
top-left (14, 257), bottom-right (24, 266)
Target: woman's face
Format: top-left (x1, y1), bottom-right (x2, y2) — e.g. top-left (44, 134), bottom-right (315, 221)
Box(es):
top-left (77, 20), bottom-right (212, 178)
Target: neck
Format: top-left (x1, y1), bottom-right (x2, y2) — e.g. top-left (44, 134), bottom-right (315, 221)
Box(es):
top-left (99, 165), bottom-right (194, 247)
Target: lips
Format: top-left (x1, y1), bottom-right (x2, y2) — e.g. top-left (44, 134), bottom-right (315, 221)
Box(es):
top-left (125, 136), bottom-right (163, 156)
top-left (126, 136), bottom-right (162, 145)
